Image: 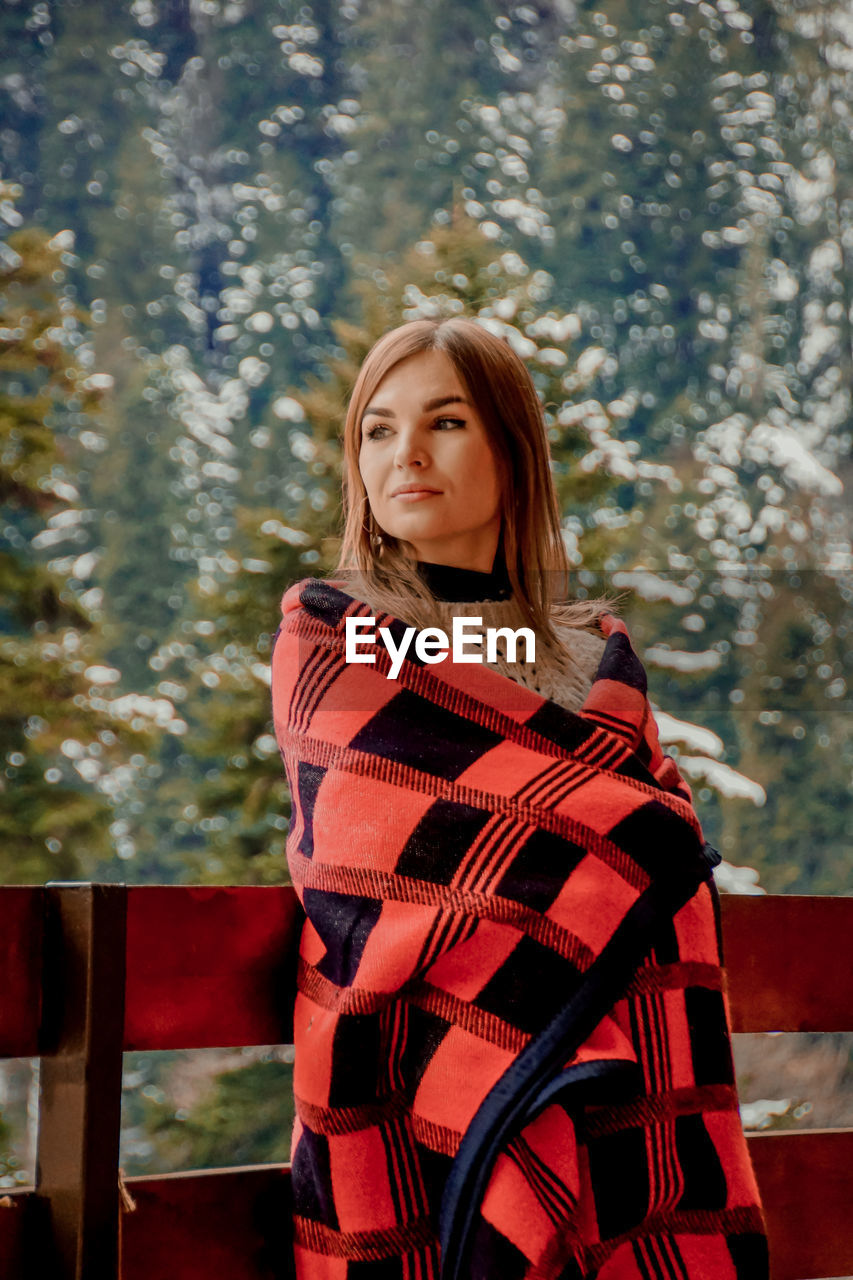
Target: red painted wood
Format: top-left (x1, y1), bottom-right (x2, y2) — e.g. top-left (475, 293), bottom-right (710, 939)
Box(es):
top-left (6, 1136), bottom-right (853, 1280)
top-left (747, 1129), bottom-right (853, 1280)
top-left (123, 887), bottom-right (303, 1051)
top-left (4, 888), bottom-right (853, 1280)
top-left (2, 890), bottom-right (849, 1057)
top-left (0, 888), bottom-right (43, 1057)
top-left (0, 1191), bottom-right (31, 1278)
top-left (119, 889), bottom-right (853, 1050)
top-left (721, 895), bottom-right (853, 1033)
top-left (119, 1165), bottom-right (294, 1280)
top-left (35, 1132), bottom-right (853, 1280)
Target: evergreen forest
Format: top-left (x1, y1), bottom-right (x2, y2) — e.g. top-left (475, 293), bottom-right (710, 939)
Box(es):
top-left (1, 0), bottom-right (850, 1184)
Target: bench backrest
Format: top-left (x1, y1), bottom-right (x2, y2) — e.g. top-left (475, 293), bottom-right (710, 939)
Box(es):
top-left (0, 885), bottom-right (851, 1280)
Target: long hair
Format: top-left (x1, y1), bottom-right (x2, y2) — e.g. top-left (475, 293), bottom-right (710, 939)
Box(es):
top-left (337, 316), bottom-right (605, 637)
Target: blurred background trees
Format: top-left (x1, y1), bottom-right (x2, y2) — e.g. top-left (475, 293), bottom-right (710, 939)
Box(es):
top-left (0, 201), bottom-right (174, 882)
top-left (0, 0), bottom-right (849, 1183)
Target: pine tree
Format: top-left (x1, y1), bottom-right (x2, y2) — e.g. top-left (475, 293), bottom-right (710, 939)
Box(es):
top-left (0, 205), bottom-right (164, 882)
top-left (122, 1053), bottom-right (294, 1176)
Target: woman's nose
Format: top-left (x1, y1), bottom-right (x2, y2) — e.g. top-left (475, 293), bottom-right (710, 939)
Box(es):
top-left (394, 429), bottom-right (427, 468)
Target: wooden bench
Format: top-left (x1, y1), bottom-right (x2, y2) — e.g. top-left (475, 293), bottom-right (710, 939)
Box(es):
top-left (0, 885), bottom-right (851, 1279)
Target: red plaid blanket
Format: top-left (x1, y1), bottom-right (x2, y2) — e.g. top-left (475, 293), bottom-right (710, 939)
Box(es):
top-left (271, 578), bottom-right (767, 1279)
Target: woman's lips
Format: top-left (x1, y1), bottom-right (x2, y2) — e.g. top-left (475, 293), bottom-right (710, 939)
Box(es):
top-left (391, 487), bottom-right (442, 502)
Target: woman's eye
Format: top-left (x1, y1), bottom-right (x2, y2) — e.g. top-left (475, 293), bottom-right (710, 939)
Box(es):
top-left (363, 417), bottom-right (464, 440)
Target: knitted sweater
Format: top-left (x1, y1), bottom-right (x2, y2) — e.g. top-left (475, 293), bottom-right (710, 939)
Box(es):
top-left (427, 596), bottom-right (605, 710)
top-left (356, 559), bottom-right (607, 713)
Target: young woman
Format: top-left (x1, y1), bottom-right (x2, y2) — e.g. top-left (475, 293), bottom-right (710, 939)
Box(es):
top-left (271, 317), bottom-right (767, 1279)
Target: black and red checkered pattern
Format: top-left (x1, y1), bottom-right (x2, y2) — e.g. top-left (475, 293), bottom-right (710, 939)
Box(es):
top-left (271, 578), bottom-right (768, 1279)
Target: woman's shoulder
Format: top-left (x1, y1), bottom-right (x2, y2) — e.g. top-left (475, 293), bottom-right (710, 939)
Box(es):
top-left (279, 575), bottom-right (356, 620)
top-left (272, 577), bottom-right (356, 702)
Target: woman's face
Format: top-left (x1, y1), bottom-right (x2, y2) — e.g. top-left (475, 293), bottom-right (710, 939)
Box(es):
top-left (358, 348), bottom-right (502, 572)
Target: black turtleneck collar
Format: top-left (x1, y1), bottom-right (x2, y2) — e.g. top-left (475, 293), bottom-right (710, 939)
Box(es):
top-left (416, 549), bottom-right (512, 603)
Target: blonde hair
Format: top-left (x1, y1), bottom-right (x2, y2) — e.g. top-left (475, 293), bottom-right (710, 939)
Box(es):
top-left (337, 316), bottom-right (606, 638)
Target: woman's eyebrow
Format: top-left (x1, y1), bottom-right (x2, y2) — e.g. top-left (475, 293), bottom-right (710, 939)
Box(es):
top-left (361, 395), bottom-right (471, 422)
